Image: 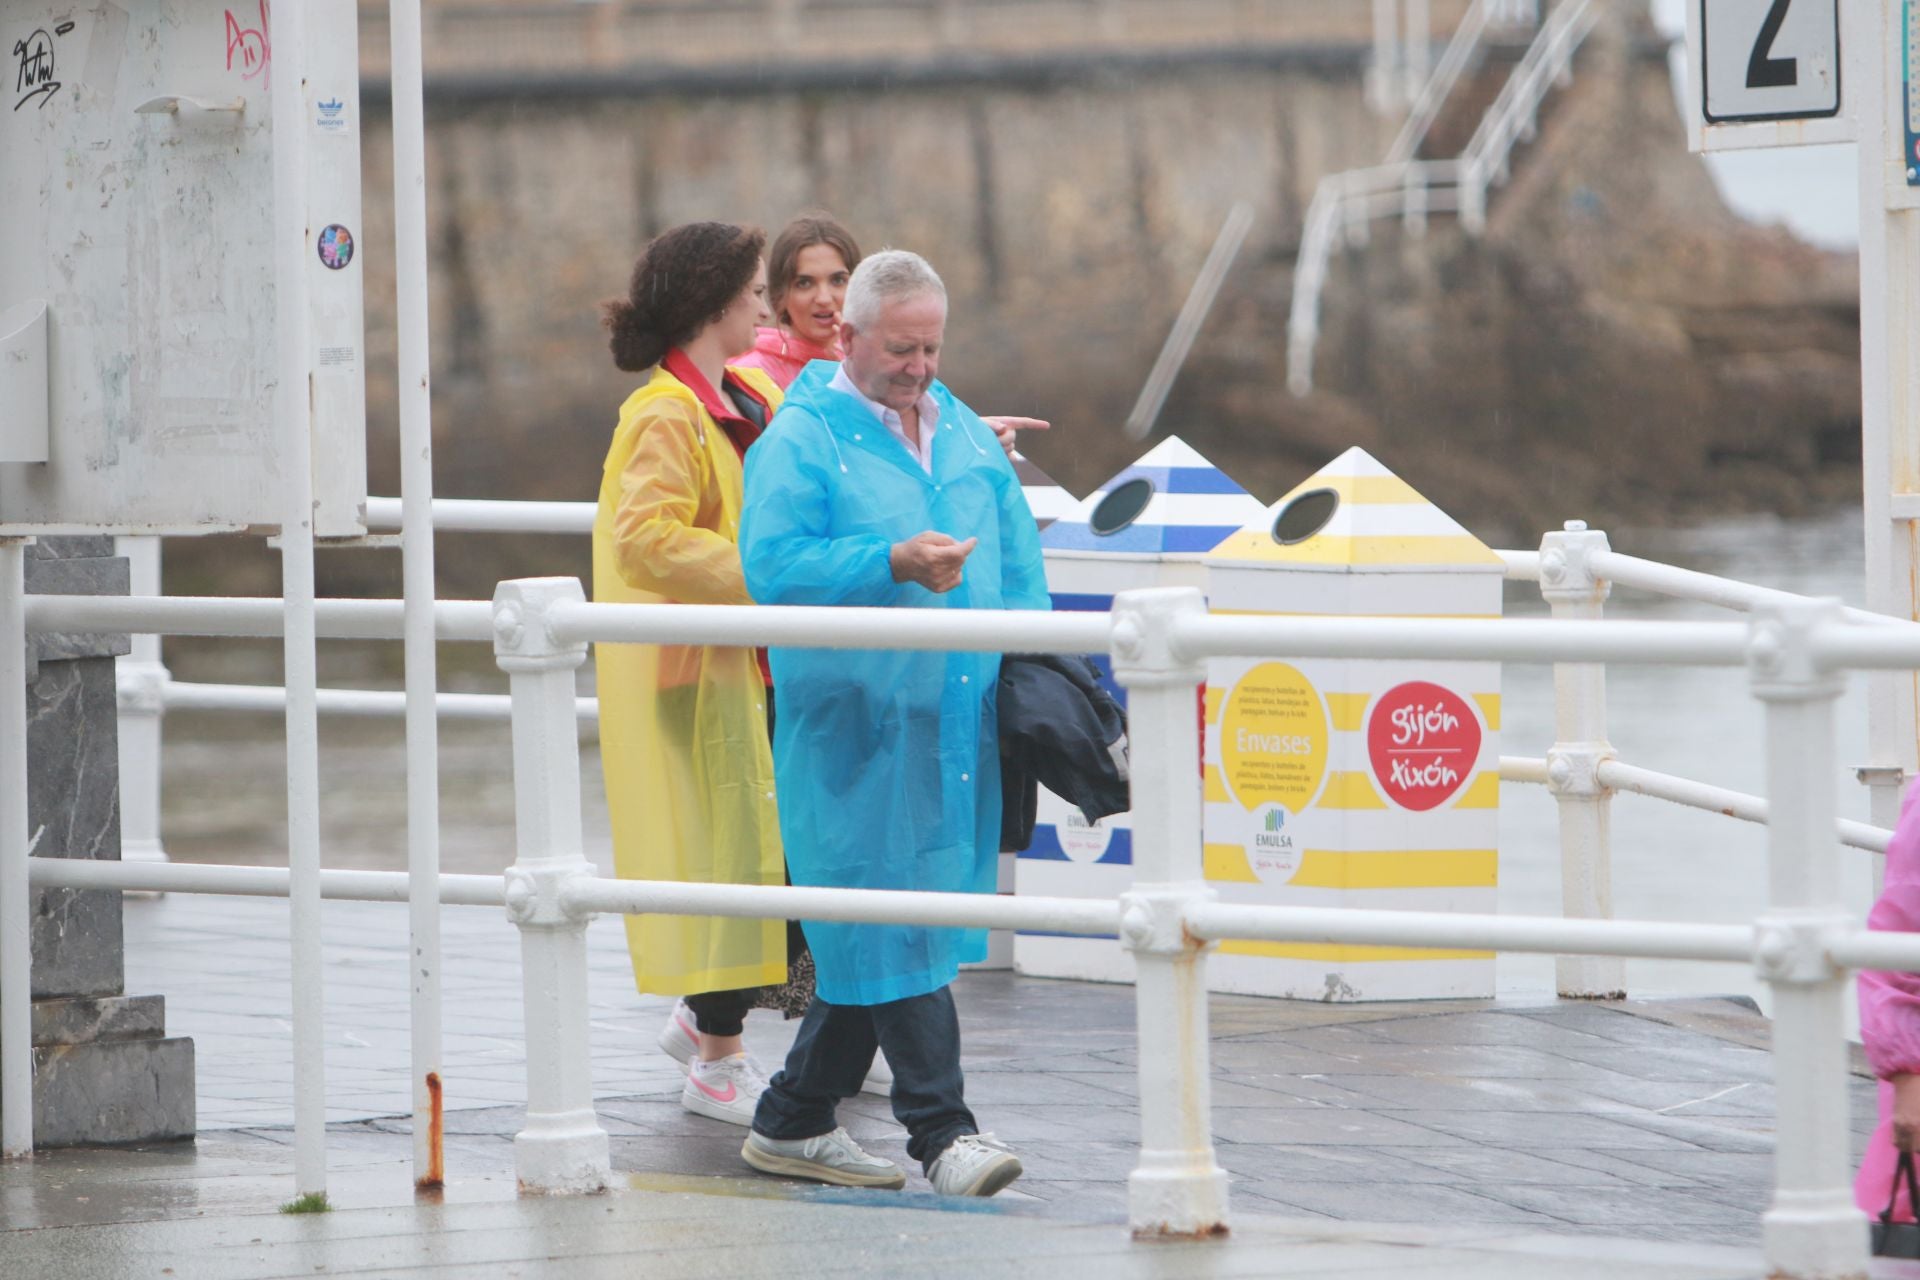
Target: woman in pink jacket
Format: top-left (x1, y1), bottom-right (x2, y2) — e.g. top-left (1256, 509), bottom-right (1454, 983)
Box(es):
top-left (736, 211), bottom-right (1048, 450)
top-left (1857, 782), bottom-right (1920, 1221)
top-left (733, 212), bottom-right (859, 388)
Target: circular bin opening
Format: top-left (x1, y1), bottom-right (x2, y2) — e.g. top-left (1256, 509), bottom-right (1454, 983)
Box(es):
top-left (1271, 487), bottom-right (1339, 545)
top-left (1089, 476), bottom-right (1155, 536)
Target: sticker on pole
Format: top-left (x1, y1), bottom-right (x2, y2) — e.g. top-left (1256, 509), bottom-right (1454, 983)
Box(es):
top-left (1701, 0), bottom-right (1840, 124)
top-left (1367, 682), bottom-right (1481, 812)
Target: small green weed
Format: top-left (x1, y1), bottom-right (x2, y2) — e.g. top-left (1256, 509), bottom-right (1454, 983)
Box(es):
top-left (278, 1192), bottom-right (332, 1214)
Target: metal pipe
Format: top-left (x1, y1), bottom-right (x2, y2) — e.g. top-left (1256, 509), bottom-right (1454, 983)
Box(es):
top-left (1830, 930), bottom-right (1920, 974)
top-left (495, 579), bottom-right (609, 1194)
top-left (1498, 755), bottom-right (1549, 783)
top-left (268, 0), bottom-right (327, 1196)
top-left (1600, 760), bottom-right (1891, 855)
top-left (564, 878), bottom-right (1121, 935)
top-left (1592, 549), bottom-right (1911, 630)
top-left (159, 680), bottom-right (598, 724)
top-left (388, 0), bottom-right (445, 1182)
top-left (1812, 627), bottom-right (1920, 672)
top-left (0, 542), bottom-right (32, 1158)
top-left (1123, 201), bottom-right (1254, 440)
top-left (1497, 549), bottom-right (1541, 581)
top-left (24, 595), bottom-right (495, 643)
top-left (1110, 588), bottom-right (1228, 1237)
top-left (114, 538), bottom-right (170, 877)
top-left (1541, 524), bottom-right (1622, 998)
top-left (1187, 903), bottom-right (1753, 964)
top-left (550, 599), bottom-right (1112, 654)
top-left (1174, 614), bottom-right (1750, 667)
top-left (50, 852), bottom-right (1920, 978)
top-left (1751, 601), bottom-right (1864, 1274)
top-left (27, 857), bottom-right (506, 907)
top-left (364, 496), bottom-right (595, 535)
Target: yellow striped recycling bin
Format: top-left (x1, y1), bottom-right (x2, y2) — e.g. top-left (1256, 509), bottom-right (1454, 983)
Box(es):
top-left (1014, 436), bottom-right (1267, 985)
top-left (1201, 446), bottom-right (1505, 1000)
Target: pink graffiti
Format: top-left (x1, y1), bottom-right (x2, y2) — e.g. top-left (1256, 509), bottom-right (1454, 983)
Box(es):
top-left (224, 0), bottom-right (269, 86)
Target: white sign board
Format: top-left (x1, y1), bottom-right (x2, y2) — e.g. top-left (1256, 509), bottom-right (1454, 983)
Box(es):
top-left (0, 0), bottom-right (367, 536)
top-left (1688, 0), bottom-right (1854, 150)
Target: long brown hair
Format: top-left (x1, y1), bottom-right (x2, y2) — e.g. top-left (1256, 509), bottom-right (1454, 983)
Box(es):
top-left (766, 213), bottom-right (862, 327)
top-left (600, 221), bottom-right (766, 372)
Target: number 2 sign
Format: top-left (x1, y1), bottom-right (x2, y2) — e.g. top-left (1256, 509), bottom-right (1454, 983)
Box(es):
top-left (1701, 0), bottom-right (1841, 123)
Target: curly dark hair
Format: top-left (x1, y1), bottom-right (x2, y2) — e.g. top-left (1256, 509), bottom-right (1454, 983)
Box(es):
top-left (767, 212), bottom-right (862, 326)
top-left (601, 221), bottom-right (766, 372)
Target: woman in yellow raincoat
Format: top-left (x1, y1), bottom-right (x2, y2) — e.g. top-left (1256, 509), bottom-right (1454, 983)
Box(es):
top-left (593, 221), bottom-right (791, 1126)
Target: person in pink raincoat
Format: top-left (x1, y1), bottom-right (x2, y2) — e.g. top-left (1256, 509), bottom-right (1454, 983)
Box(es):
top-left (736, 211), bottom-right (1049, 453)
top-left (1857, 781), bottom-right (1920, 1222)
top-left (732, 212), bottom-right (859, 389)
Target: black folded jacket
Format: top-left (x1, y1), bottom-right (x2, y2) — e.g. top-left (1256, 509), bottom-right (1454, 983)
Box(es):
top-left (997, 653), bottom-right (1131, 852)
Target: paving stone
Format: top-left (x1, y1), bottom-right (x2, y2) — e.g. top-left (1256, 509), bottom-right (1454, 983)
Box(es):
top-left (1248, 1179), bottom-right (1568, 1226)
top-left (1476, 1183), bottom-right (1746, 1226)
top-left (1213, 1142), bottom-right (1462, 1186)
top-left (1394, 1110), bottom-right (1707, 1151)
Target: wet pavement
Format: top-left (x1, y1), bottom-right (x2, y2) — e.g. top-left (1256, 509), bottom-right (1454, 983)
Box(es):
top-left (0, 890), bottom-right (1894, 1277)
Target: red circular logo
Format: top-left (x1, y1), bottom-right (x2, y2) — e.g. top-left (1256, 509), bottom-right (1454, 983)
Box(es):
top-left (1366, 681), bottom-right (1482, 811)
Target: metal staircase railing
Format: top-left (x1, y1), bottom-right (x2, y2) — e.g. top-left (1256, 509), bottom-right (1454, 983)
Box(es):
top-left (1287, 0), bottom-right (1597, 396)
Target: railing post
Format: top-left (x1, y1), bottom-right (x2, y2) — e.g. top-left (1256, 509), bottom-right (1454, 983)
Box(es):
top-left (493, 577), bottom-right (609, 1195)
top-left (1402, 0), bottom-right (1430, 105)
top-left (1538, 520), bottom-right (1623, 1000)
top-left (1110, 587), bottom-right (1228, 1239)
top-left (1460, 158), bottom-right (1488, 234)
top-left (1749, 599), bottom-right (1867, 1279)
top-left (114, 537), bottom-right (169, 882)
top-left (0, 537), bottom-right (33, 1158)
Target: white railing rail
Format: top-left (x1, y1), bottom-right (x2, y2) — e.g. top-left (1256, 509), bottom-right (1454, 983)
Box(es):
top-left (19, 575), bottom-right (1914, 1270)
top-left (1287, 0), bottom-right (1597, 396)
top-left (1385, 0), bottom-right (1493, 165)
top-left (1456, 0), bottom-right (1600, 228)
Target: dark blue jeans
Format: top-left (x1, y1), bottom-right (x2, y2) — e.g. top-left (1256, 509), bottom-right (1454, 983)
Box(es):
top-left (751, 985), bottom-right (976, 1171)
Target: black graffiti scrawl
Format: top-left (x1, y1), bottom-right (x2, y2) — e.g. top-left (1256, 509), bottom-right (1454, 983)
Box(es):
top-left (13, 20), bottom-right (71, 111)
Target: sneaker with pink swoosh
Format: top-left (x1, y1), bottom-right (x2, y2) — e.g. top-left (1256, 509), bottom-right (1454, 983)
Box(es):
top-left (681, 1052), bottom-right (770, 1126)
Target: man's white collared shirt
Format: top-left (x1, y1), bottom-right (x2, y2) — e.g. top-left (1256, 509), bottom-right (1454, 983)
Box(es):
top-left (830, 366), bottom-right (940, 475)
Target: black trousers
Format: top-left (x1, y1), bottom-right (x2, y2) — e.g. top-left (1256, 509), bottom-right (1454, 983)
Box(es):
top-left (751, 986), bottom-right (976, 1171)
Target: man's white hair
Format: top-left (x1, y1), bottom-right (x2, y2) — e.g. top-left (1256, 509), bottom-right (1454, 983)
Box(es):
top-left (842, 249), bottom-right (947, 331)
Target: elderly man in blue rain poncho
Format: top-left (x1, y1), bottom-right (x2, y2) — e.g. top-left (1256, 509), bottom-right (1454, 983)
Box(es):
top-left (736, 250), bottom-right (1049, 1199)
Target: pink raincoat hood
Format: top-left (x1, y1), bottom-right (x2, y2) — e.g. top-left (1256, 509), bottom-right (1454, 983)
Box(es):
top-left (732, 326), bottom-right (841, 391)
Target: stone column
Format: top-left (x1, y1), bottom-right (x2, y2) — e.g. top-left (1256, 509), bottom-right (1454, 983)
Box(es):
top-left (1, 537), bottom-right (195, 1147)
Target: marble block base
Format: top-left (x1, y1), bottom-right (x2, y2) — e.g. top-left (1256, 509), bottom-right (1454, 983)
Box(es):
top-left (12, 994), bottom-right (196, 1147)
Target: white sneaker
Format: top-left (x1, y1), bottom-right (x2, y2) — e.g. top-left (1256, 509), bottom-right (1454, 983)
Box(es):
top-left (681, 1053), bottom-right (770, 1126)
top-left (742, 1126), bottom-right (907, 1189)
top-left (860, 1051), bottom-right (894, 1097)
top-left (927, 1132), bottom-right (1022, 1197)
top-left (656, 999), bottom-right (698, 1072)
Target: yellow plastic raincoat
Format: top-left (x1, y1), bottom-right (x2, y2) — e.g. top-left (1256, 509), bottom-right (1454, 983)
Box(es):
top-left (592, 363), bottom-right (788, 996)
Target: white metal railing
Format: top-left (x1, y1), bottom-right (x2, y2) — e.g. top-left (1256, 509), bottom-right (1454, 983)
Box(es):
top-left (17, 573), bottom-right (1920, 1270)
top-left (1384, 0), bottom-right (1494, 165)
top-left (1288, 0), bottom-right (1597, 395)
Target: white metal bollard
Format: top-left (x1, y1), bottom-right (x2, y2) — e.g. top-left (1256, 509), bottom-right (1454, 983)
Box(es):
top-left (0, 539), bottom-right (33, 1158)
top-left (114, 537), bottom-right (169, 880)
top-left (1111, 587), bottom-right (1229, 1238)
top-left (494, 578), bottom-right (609, 1195)
top-left (1538, 521), bottom-right (1624, 1000)
top-left (1750, 599), bottom-right (1867, 1279)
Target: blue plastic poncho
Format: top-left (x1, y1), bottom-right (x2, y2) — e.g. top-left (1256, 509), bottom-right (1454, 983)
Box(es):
top-left (740, 361), bottom-right (1050, 1006)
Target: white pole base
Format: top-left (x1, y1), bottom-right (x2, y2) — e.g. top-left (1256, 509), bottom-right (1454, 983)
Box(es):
top-left (513, 1111), bottom-right (610, 1195)
top-left (1762, 1191), bottom-right (1867, 1280)
top-left (1128, 1158), bottom-right (1229, 1238)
